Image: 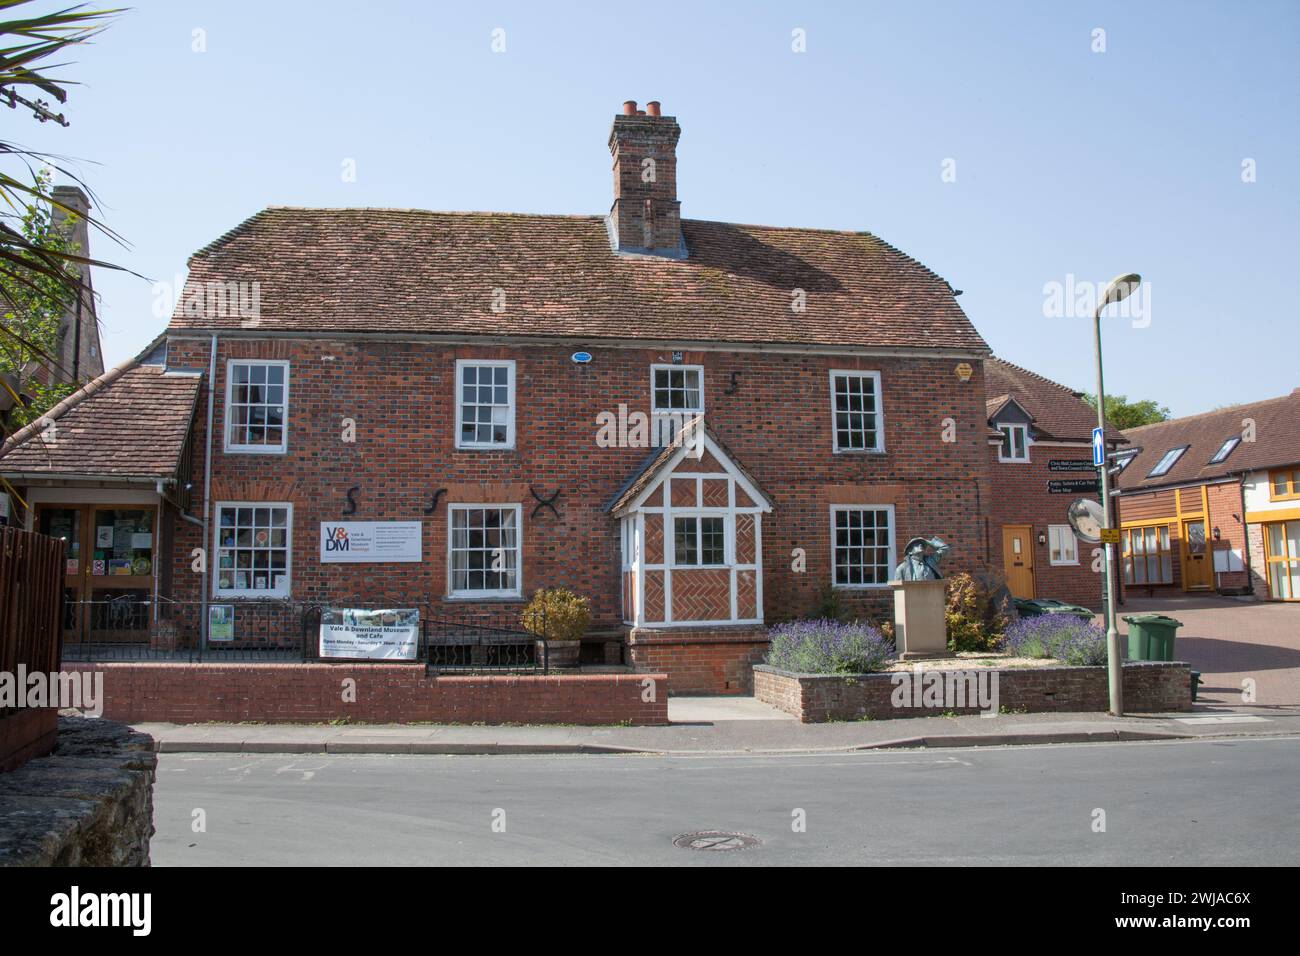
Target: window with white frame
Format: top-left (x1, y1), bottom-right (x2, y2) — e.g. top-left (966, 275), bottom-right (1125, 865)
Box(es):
top-left (1048, 525), bottom-right (1078, 566)
top-left (456, 360), bottom-right (515, 449)
top-left (831, 506), bottom-right (894, 587)
top-left (673, 515), bottom-right (726, 567)
top-left (214, 503), bottom-right (291, 596)
top-left (830, 370), bottom-right (883, 452)
top-left (651, 365), bottom-right (704, 414)
top-left (997, 423), bottom-right (1029, 462)
top-left (448, 505), bottom-right (521, 597)
top-left (225, 360), bottom-right (288, 453)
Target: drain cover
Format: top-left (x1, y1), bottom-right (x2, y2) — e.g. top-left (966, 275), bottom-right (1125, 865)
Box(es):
top-left (673, 830), bottom-right (760, 851)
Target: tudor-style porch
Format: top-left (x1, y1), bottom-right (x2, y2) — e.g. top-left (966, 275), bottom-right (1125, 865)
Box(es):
top-left (609, 426), bottom-right (772, 628)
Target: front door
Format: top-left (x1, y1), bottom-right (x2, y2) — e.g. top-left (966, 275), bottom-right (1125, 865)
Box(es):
top-left (1002, 524), bottom-right (1035, 599)
top-left (34, 503), bottom-right (157, 643)
top-left (1181, 518), bottom-right (1212, 590)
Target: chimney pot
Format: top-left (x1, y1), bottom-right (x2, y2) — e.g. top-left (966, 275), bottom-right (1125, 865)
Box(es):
top-left (623, 100), bottom-right (637, 115)
top-left (636, 109), bottom-right (646, 115)
top-left (646, 101), bottom-right (661, 117)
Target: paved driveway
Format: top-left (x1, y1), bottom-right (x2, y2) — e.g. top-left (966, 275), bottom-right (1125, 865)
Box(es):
top-left (1117, 595), bottom-right (1300, 710)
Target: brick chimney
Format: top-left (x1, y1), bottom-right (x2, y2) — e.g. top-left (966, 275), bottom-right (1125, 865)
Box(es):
top-left (49, 185), bottom-right (104, 384)
top-left (607, 100), bottom-right (685, 258)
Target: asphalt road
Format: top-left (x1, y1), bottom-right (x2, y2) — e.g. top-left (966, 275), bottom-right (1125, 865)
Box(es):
top-left (151, 737), bottom-right (1300, 866)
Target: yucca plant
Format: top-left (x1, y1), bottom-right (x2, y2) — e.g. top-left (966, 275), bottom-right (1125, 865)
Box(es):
top-left (0, 1), bottom-right (126, 374)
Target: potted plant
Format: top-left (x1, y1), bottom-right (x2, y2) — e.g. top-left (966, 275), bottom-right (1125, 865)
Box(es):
top-left (522, 587), bottom-right (591, 669)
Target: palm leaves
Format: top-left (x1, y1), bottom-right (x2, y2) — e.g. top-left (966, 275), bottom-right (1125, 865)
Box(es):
top-left (0, 1), bottom-right (124, 372)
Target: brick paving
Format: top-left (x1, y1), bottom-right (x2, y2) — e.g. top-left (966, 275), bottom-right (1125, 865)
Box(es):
top-left (1119, 594), bottom-right (1300, 709)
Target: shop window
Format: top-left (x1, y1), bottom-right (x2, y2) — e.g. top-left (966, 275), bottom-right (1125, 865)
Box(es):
top-left (215, 503), bottom-right (292, 597)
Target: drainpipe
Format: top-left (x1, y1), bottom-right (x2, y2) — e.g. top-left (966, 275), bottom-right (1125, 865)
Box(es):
top-left (200, 334), bottom-right (218, 650)
top-left (1238, 473), bottom-right (1254, 597)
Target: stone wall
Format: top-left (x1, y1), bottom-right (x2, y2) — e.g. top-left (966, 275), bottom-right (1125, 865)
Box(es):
top-left (0, 716), bottom-right (156, 866)
top-left (754, 661), bottom-right (1193, 723)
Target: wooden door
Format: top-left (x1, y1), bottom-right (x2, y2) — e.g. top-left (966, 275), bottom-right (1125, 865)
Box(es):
top-left (1002, 524), bottom-right (1035, 599)
top-left (1181, 518), bottom-right (1212, 590)
top-left (35, 504), bottom-right (90, 641)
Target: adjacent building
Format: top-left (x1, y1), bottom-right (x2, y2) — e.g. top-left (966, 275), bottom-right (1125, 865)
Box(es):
top-left (1114, 388), bottom-right (1300, 601)
top-left (985, 358), bottom-right (1123, 608)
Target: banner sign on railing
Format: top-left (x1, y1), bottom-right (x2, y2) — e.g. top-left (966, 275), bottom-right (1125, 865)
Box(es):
top-left (319, 607), bottom-right (420, 660)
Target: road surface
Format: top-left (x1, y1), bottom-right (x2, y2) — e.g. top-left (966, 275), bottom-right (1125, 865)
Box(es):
top-left (151, 737), bottom-right (1300, 865)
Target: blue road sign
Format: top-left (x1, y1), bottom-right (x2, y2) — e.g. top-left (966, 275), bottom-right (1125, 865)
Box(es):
top-left (1092, 427), bottom-right (1105, 466)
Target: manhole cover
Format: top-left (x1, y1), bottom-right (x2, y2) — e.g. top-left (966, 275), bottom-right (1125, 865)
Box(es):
top-left (672, 830), bottom-right (760, 851)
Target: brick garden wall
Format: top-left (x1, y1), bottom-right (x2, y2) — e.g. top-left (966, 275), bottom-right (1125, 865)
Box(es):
top-left (66, 663), bottom-right (669, 726)
top-left (627, 625), bottom-right (768, 694)
top-left (754, 661), bottom-right (1192, 722)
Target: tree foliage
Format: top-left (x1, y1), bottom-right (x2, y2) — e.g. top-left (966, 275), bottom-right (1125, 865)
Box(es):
top-left (1082, 393), bottom-right (1171, 431)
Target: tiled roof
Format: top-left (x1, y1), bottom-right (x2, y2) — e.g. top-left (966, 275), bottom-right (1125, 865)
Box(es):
top-left (0, 351), bottom-right (201, 479)
top-left (605, 419), bottom-right (773, 515)
top-left (985, 357), bottom-right (1122, 442)
top-left (1116, 389), bottom-right (1300, 491)
top-left (170, 207), bottom-right (988, 353)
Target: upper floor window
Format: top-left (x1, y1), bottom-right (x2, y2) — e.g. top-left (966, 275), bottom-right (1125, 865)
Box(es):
top-left (1209, 437), bottom-right (1240, 464)
top-left (1271, 468), bottom-right (1300, 502)
top-left (225, 360), bottom-right (288, 453)
top-left (997, 423), bottom-right (1029, 462)
top-left (1148, 445), bottom-right (1187, 478)
top-left (214, 502), bottom-right (292, 597)
top-left (651, 365), bottom-right (704, 415)
top-left (456, 360), bottom-right (515, 449)
top-left (830, 370), bottom-right (883, 453)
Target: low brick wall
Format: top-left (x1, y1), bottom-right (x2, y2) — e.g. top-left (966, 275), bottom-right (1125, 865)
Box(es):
top-left (65, 663), bottom-right (669, 726)
top-left (627, 626), bottom-right (769, 695)
top-left (0, 716), bottom-right (156, 866)
top-left (754, 661), bottom-right (1193, 723)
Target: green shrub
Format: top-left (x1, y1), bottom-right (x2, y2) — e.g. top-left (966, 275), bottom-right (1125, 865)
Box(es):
top-left (521, 587), bottom-right (591, 642)
top-left (945, 572), bottom-right (1010, 652)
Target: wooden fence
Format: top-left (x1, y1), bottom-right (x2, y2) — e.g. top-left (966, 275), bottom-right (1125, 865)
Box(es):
top-left (1, 526), bottom-right (65, 718)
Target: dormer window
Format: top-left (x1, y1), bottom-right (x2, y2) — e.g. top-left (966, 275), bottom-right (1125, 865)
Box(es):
top-left (997, 423), bottom-right (1029, 463)
top-left (1148, 446), bottom-right (1188, 477)
top-left (1209, 437), bottom-right (1240, 464)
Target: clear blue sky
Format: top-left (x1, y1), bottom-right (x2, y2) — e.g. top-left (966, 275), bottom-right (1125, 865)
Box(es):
top-left (39, 0), bottom-right (1300, 416)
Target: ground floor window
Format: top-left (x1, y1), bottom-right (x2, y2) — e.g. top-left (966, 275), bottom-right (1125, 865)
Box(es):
top-left (1265, 520), bottom-right (1300, 601)
top-left (215, 503), bottom-right (292, 597)
top-left (831, 505), bottom-right (894, 588)
top-left (449, 504), bottom-right (521, 597)
top-left (673, 514), bottom-right (726, 566)
top-left (1047, 525), bottom-right (1078, 566)
top-left (1122, 525), bottom-right (1172, 585)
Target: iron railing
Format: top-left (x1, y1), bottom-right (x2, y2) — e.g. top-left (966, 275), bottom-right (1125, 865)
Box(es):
top-left (58, 597), bottom-right (557, 671)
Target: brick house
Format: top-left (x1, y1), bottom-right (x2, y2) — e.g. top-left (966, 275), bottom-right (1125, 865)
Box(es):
top-left (1114, 389), bottom-right (1300, 601)
top-left (1, 101), bottom-right (1113, 691)
top-left (984, 358), bottom-right (1123, 609)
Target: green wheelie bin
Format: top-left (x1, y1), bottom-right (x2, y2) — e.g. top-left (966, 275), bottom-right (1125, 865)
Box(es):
top-left (1122, 613), bottom-right (1183, 661)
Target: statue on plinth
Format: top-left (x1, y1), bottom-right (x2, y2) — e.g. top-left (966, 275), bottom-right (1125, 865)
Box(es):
top-left (894, 536), bottom-right (950, 582)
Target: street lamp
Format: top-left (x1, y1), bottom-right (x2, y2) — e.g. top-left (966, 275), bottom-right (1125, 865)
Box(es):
top-left (1094, 272), bottom-right (1141, 717)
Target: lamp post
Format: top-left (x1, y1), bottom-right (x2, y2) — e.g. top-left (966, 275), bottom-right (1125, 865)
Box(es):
top-left (1094, 272), bottom-right (1141, 717)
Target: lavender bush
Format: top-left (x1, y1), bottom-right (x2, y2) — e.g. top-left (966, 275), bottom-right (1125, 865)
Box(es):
top-left (765, 618), bottom-right (896, 674)
top-left (1003, 614), bottom-right (1107, 666)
